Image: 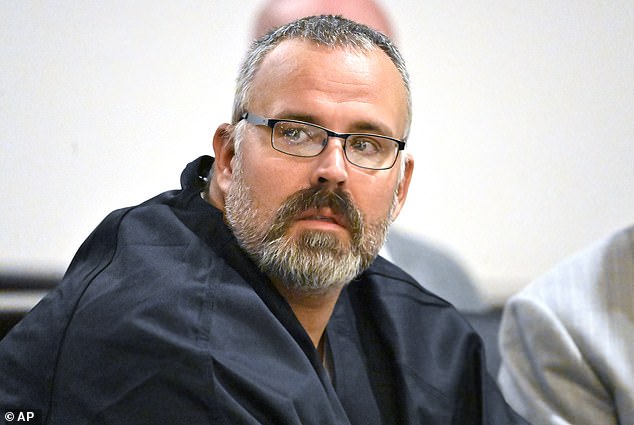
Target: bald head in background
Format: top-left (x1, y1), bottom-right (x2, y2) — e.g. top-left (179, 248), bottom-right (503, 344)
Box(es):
top-left (252, 0), bottom-right (396, 40)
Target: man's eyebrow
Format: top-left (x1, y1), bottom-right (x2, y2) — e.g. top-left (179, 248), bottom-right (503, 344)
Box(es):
top-left (279, 113), bottom-right (318, 124)
top-left (277, 113), bottom-right (395, 137)
top-left (351, 121), bottom-right (393, 136)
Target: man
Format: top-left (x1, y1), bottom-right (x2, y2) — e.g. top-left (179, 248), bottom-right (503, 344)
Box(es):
top-left (252, 0), bottom-right (487, 314)
top-left (0, 16), bottom-right (525, 424)
top-left (498, 224), bottom-right (634, 424)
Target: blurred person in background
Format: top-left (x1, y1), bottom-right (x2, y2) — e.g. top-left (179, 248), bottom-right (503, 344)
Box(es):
top-left (253, 0), bottom-right (396, 41)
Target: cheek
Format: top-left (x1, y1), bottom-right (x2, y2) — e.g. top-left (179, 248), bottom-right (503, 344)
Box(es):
top-left (351, 184), bottom-right (397, 225)
top-left (239, 156), bottom-right (303, 217)
top-left (347, 169), bottom-right (400, 223)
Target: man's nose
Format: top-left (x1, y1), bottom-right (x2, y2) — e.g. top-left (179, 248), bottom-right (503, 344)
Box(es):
top-left (310, 137), bottom-right (349, 188)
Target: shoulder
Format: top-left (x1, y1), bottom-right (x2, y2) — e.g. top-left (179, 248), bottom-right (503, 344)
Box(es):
top-left (346, 256), bottom-right (475, 345)
top-left (498, 225), bottom-right (634, 425)
top-left (360, 255), bottom-right (454, 307)
top-left (507, 224), bottom-right (634, 314)
top-left (337, 257), bottom-right (501, 414)
top-left (499, 224), bottom-right (634, 383)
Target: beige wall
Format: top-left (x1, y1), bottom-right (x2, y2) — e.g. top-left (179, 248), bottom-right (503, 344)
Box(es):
top-left (2, 1), bottom-right (633, 304)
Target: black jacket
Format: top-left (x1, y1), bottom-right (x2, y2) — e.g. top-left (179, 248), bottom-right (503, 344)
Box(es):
top-left (0, 156), bottom-right (527, 424)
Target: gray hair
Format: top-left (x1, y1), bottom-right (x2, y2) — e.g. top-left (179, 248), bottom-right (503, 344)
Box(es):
top-left (231, 15), bottom-right (412, 135)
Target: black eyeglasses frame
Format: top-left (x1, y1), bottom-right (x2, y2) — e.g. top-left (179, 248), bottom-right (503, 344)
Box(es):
top-left (241, 112), bottom-right (406, 170)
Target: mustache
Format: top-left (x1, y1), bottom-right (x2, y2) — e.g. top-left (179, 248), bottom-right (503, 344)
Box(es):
top-left (267, 187), bottom-right (363, 241)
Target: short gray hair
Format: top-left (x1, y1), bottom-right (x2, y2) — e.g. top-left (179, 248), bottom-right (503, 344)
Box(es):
top-left (231, 15), bottom-right (411, 136)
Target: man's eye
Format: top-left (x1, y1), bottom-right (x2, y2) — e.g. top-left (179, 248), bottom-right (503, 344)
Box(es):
top-left (278, 125), bottom-right (312, 143)
top-left (349, 137), bottom-right (382, 155)
top-left (281, 127), bottom-right (302, 139)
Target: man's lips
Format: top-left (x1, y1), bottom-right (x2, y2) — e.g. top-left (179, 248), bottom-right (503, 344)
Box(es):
top-left (295, 208), bottom-right (348, 230)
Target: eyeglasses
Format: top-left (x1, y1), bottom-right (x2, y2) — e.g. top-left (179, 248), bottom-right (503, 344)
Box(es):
top-left (241, 112), bottom-right (406, 170)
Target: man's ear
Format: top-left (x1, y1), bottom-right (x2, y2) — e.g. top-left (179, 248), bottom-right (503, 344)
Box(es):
top-left (390, 153), bottom-right (414, 221)
top-left (211, 123), bottom-right (235, 200)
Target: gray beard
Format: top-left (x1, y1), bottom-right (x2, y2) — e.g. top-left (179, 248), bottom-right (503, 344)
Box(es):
top-left (224, 162), bottom-right (394, 294)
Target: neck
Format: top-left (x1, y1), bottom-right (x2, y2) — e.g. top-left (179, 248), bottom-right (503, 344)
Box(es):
top-left (272, 280), bottom-right (343, 356)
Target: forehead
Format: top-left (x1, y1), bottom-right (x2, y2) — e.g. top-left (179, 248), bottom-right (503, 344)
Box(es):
top-left (248, 39), bottom-right (408, 135)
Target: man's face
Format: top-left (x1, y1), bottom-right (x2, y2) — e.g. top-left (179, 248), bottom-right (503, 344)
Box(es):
top-left (217, 39), bottom-right (412, 292)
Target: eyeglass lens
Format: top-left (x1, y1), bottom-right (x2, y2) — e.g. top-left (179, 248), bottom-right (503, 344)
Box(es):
top-left (272, 121), bottom-right (398, 170)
